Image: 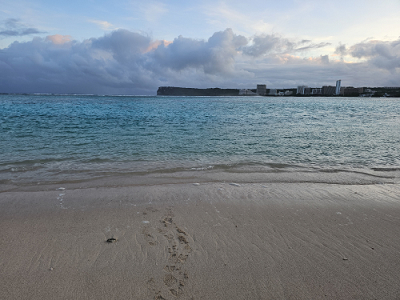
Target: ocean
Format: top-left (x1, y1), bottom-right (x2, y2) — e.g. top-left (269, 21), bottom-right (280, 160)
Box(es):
top-left (1, 94), bottom-right (399, 185)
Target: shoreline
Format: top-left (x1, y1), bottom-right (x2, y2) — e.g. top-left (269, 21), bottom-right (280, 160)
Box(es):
top-left (1, 178), bottom-right (400, 299)
top-left (1, 166), bottom-right (399, 194)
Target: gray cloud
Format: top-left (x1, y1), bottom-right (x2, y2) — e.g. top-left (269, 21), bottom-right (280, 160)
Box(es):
top-left (335, 43), bottom-right (347, 56)
top-left (350, 39), bottom-right (400, 70)
top-left (350, 40), bottom-right (398, 59)
top-left (242, 34), bottom-right (282, 56)
top-left (0, 28), bottom-right (248, 94)
top-left (295, 42), bottom-right (331, 52)
top-left (0, 18), bottom-right (45, 37)
top-left (0, 27), bottom-right (399, 94)
top-left (0, 32), bottom-right (154, 94)
top-left (152, 28), bottom-right (247, 74)
top-left (243, 34), bottom-right (331, 57)
top-left (91, 29), bottom-right (151, 63)
top-left (320, 55), bottom-right (329, 64)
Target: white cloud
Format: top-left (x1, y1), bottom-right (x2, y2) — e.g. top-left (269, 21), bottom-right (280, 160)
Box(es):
top-left (46, 34), bottom-right (72, 45)
top-left (89, 20), bottom-right (118, 31)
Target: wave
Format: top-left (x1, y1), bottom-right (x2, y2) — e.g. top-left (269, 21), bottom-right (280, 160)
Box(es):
top-left (371, 167), bottom-right (400, 172)
top-left (1, 161), bottom-right (398, 191)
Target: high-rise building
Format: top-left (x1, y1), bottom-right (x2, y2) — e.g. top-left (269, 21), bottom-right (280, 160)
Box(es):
top-left (336, 80), bottom-right (341, 95)
top-left (257, 84), bottom-right (267, 96)
top-left (322, 86), bottom-right (336, 96)
top-left (297, 85), bottom-right (308, 95)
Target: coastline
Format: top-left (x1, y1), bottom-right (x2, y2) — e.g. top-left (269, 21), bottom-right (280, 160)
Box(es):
top-left (1, 173), bottom-right (400, 299)
top-left (2, 162), bottom-right (399, 193)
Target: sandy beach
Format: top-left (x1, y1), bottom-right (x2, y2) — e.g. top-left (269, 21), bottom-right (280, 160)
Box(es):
top-left (1, 173), bottom-right (400, 299)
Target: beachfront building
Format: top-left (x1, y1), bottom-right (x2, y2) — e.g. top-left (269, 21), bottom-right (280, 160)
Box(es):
top-left (336, 80), bottom-right (341, 95)
top-left (239, 89), bottom-right (257, 96)
top-left (311, 88), bottom-right (322, 95)
top-left (322, 85), bottom-right (336, 96)
top-left (268, 89), bottom-right (277, 96)
top-left (297, 85), bottom-right (308, 95)
top-left (340, 87), bottom-right (364, 97)
top-left (304, 88), bottom-right (312, 95)
top-left (257, 84), bottom-right (267, 96)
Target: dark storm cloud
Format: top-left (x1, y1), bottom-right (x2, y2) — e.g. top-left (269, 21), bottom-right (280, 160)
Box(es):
top-left (0, 18), bottom-right (45, 37)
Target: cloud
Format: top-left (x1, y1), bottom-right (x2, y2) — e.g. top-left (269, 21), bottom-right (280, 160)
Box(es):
top-left (320, 55), bottom-right (329, 64)
top-left (89, 20), bottom-right (118, 31)
top-left (295, 42), bottom-right (331, 52)
top-left (350, 40), bottom-right (398, 59)
top-left (0, 27), bottom-right (399, 95)
top-left (0, 18), bottom-right (45, 37)
top-left (242, 34), bottom-right (282, 57)
top-left (242, 34), bottom-right (331, 57)
top-left (335, 43), bottom-right (347, 56)
top-left (152, 28), bottom-right (247, 74)
top-left (0, 31), bottom-right (153, 95)
top-left (91, 29), bottom-right (152, 63)
top-left (46, 34), bottom-right (72, 45)
top-left (349, 39), bottom-right (400, 70)
top-left (144, 40), bottom-right (172, 53)
top-left (0, 28), bottom-right (248, 94)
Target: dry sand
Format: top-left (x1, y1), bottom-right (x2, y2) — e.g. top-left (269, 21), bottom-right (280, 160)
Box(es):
top-left (1, 174), bottom-right (400, 299)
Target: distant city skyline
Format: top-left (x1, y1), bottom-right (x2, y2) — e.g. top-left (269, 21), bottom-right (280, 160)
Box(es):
top-left (157, 83), bottom-right (400, 97)
top-left (1, 0), bottom-right (400, 95)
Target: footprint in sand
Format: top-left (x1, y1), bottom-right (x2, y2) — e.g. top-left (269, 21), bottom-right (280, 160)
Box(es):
top-left (161, 265), bottom-right (188, 298)
top-left (163, 273), bottom-right (177, 287)
top-left (142, 227), bottom-right (158, 246)
top-left (146, 209), bottom-right (192, 299)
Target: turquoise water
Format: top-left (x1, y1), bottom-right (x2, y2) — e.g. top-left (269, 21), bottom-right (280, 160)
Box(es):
top-left (1, 94), bottom-right (400, 183)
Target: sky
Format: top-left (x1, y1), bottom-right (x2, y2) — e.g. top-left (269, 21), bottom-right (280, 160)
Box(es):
top-left (1, 0), bottom-right (400, 95)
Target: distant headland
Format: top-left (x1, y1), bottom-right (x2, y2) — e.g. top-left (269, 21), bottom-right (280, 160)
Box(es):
top-left (156, 86), bottom-right (240, 96)
top-left (158, 82), bottom-right (400, 98)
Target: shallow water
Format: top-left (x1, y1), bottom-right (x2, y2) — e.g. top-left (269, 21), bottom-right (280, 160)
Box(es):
top-left (1, 94), bottom-right (400, 184)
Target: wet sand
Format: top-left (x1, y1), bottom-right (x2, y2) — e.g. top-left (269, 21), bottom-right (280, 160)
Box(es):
top-left (1, 175), bottom-right (400, 299)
